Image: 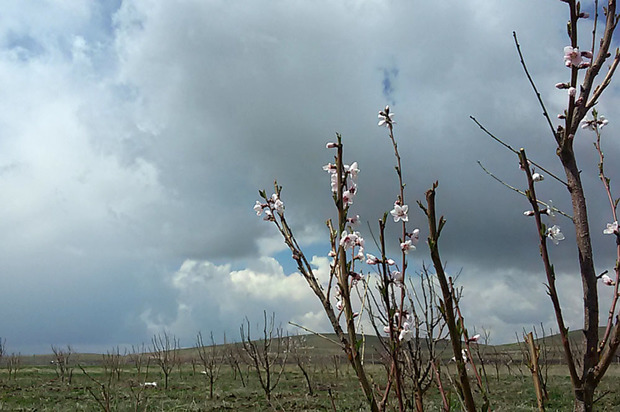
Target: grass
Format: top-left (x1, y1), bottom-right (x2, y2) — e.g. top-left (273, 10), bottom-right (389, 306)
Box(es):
top-left (0, 334), bottom-right (619, 411)
top-left (1, 362), bottom-right (619, 410)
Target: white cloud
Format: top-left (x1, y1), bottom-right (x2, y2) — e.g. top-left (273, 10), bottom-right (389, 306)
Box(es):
top-left (140, 256), bottom-right (334, 344)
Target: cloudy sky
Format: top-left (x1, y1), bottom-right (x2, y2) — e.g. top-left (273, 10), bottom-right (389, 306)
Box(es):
top-left (1, 0), bottom-right (619, 354)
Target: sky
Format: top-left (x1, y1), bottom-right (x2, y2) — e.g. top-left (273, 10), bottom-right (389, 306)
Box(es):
top-left (1, 0), bottom-right (619, 355)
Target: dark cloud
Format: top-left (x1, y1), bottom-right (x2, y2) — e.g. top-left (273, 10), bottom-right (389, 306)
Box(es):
top-left (1, 0), bottom-right (619, 352)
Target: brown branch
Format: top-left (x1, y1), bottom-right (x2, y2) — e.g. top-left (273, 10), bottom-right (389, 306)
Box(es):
top-left (518, 149), bottom-right (580, 388)
top-left (470, 116), bottom-right (568, 187)
top-left (513, 31), bottom-right (557, 137)
top-left (421, 182), bottom-right (477, 412)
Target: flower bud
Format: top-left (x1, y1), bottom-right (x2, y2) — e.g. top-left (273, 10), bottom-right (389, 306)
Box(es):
top-left (326, 142), bottom-right (338, 149)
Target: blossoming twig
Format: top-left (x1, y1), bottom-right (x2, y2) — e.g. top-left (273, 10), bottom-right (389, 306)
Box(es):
top-left (477, 161), bottom-right (573, 221)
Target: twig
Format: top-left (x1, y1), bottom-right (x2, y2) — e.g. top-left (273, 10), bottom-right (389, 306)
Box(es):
top-left (287, 322), bottom-right (343, 348)
top-left (513, 31), bottom-right (557, 138)
top-left (470, 116), bottom-right (568, 186)
top-left (478, 161), bottom-right (573, 221)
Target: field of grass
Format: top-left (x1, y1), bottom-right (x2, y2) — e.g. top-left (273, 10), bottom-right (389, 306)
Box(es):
top-left (1, 334), bottom-right (619, 411)
top-left (1, 363), bottom-right (619, 411)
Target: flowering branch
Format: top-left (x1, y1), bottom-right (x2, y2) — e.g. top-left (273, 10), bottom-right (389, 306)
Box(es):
top-left (518, 148), bottom-right (580, 388)
top-left (477, 161), bottom-right (573, 221)
top-left (589, 109), bottom-right (620, 377)
top-left (256, 176), bottom-right (378, 411)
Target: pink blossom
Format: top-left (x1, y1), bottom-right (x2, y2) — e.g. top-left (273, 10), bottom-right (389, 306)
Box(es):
top-left (263, 209), bottom-right (274, 221)
top-left (601, 274), bottom-right (616, 286)
top-left (340, 231), bottom-right (364, 250)
top-left (326, 142), bottom-right (338, 149)
top-left (410, 228), bottom-right (420, 244)
top-left (254, 201), bottom-right (264, 216)
top-left (398, 314), bottom-right (413, 342)
top-left (581, 115), bottom-right (609, 130)
top-left (378, 105), bottom-right (395, 127)
top-left (342, 190), bottom-right (355, 205)
top-left (347, 214), bottom-right (360, 225)
top-left (568, 87), bottom-right (576, 97)
top-left (603, 221), bottom-right (619, 235)
top-left (524, 210), bottom-right (535, 217)
top-left (390, 203), bottom-right (409, 222)
top-left (366, 254), bottom-right (381, 265)
top-left (350, 271), bottom-right (364, 284)
top-left (330, 173), bottom-right (338, 193)
top-left (345, 162), bottom-right (360, 179)
top-left (399, 327), bottom-right (412, 342)
top-left (532, 172), bottom-right (544, 182)
top-left (274, 199), bottom-right (284, 213)
top-left (546, 225), bottom-right (565, 245)
top-left (401, 240), bottom-right (415, 254)
top-left (391, 270), bottom-right (403, 283)
top-left (467, 334), bottom-right (481, 343)
top-left (564, 46), bottom-right (583, 67)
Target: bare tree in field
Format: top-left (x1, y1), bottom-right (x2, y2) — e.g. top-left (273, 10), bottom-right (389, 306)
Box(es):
top-left (240, 311), bottom-right (290, 403)
top-left (0, 338), bottom-right (5, 376)
top-left (196, 331), bottom-right (222, 399)
top-left (102, 346), bottom-right (126, 381)
top-left (289, 334), bottom-right (313, 396)
top-left (150, 332), bottom-right (180, 390)
top-left (129, 343), bottom-right (147, 378)
top-left (51, 344), bottom-right (74, 383)
top-left (78, 363), bottom-right (114, 412)
top-left (401, 266), bottom-right (448, 412)
top-left (7, 352), bottom-right (21, 380)
top-left (223, 333), bottom-right (246, 387)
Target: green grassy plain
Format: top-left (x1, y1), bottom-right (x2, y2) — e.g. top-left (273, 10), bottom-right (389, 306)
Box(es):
top-left (1, 334), bottom-right (619, 411)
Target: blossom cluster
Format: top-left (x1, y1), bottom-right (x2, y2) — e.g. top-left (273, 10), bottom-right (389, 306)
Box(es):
top-left (378, 105), bottom-right (395, 127)
top-left (384, 311), bottom-right (413, 342)
top-left (323, 158), bottom-right (359, 203)
top-left (581, 115), bottom-right (609, 131)
top-left (563, 46), bottom-right (592, 69)
top-left (254, 193), bottom-right (284, 221)
top-left (340, 230), bottom-right (366, 261)
top-left (521, 170), bottom-right (566, 245)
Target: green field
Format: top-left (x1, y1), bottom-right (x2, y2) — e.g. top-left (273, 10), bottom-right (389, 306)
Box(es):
top-left (1, 334), bottom-right (619, 411)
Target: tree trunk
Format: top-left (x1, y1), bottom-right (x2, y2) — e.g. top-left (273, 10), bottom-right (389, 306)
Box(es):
top-left (573, 383), bottom-right (595, 412)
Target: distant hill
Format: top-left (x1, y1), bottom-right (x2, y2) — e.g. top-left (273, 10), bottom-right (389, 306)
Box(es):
top-left (12, 328), bottom-right (619, 367)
